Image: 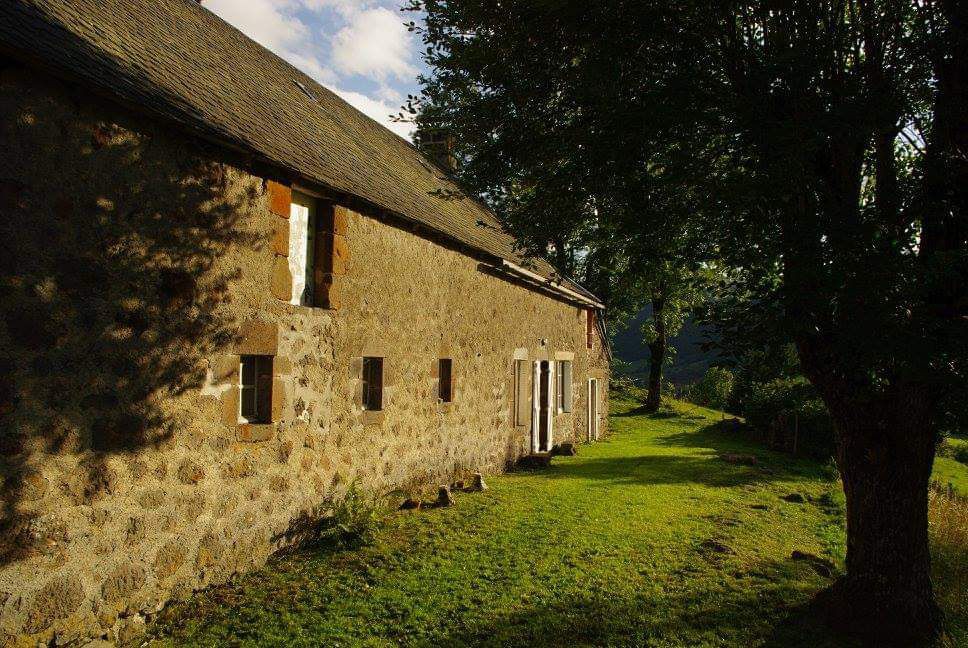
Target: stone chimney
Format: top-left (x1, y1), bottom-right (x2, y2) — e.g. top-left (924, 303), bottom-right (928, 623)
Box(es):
top-left (416, 129), bottom-right (457, 173)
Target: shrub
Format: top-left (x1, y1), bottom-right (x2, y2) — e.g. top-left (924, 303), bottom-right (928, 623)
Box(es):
top-left (609, 373), bottom-right (645, 401)
top-left (744, 377), bottom-right (836, 460)
top-left (956, 446), bottom-right (968, 466)
top-left (684, 366), bottom-right (735, 411)
top-left (938, 437), bottom-right (968, 466)
top-left (322, 481), bottom-right (383, 547)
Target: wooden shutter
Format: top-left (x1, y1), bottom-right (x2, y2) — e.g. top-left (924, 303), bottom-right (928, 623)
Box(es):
top-left (563, 362), bottom-right (573, 412)
top-left (371, 358), bottom-right (383, 410)
top-left (439, 359), bottom-right (453, 402)
top-left (514, 360), bottom-right (530, 425)
top-left (448, 361), bottom-right (456, 402)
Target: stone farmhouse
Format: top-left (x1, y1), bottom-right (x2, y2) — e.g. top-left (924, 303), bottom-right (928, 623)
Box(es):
top-left (0, 0), bottom-right (609, 643)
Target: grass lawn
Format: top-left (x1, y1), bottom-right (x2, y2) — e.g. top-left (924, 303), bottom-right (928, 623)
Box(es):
top-left (149, 398), bottom-right (967, 647)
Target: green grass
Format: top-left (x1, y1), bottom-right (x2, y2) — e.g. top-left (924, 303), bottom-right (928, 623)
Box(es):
top-left (934, 455), bottom-right (968, 494)
top-left (936, 432), bottom-right (968, 494)
top-left (149, 399), bottom-right (966, 647)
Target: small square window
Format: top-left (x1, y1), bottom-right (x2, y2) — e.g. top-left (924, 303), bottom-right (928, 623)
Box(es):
top-left (362, 357), bottom-right (383, 411)
top-left (239, 355), bottom-right (273, 423)
top-left (438, 358), bottom-right (453, 403)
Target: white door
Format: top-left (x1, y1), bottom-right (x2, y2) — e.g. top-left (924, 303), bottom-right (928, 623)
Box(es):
top-left (531, 360), bottom-right (555, 453)
top-left (587, 379), bottom-right (599, 441)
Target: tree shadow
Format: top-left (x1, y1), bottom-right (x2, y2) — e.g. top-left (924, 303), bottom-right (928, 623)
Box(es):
top-left (431, 559), bottom-right (855, 648)
top-left (0, 62), bottom-right (261, 564)
top-left (540, 412), bottom-right (827, 487)
top-left (538, 454), bottom-right (779, 488)
top-left (653, 425), bottom-right (831, 481)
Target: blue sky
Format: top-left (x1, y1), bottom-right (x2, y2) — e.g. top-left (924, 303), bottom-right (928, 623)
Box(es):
top-left (204, 0), bottom-right (426, 140)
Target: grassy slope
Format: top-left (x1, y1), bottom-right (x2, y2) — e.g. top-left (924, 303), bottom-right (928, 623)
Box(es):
top-left (936, 432), bottom-right (968, 493)
top-left (150, 399), bottom-right (966, 647)
top-left (935, 455), bottom-right (968, 494)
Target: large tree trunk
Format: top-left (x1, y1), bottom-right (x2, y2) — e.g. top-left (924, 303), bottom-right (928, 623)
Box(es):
top-left (644, 296), bottom-right (666, 412)
top-left (807, 375), bottom-right (943, 644)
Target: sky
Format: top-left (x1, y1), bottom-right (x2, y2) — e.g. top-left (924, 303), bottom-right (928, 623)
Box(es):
top-left (203, 0), bottom-right (425, 140)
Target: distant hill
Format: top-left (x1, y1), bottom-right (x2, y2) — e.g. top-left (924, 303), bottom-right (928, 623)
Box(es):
top-left (611, 305), bottom-right (717, 386)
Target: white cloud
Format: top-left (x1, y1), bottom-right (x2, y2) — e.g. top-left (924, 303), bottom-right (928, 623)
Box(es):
top-left (300, 0), bottom-right (371, 18)
top-left (205, 0), bottom-right (334, 83)
top-left (376, 85), bottom-right (403, 103)
top-left (205, 0), bottom-right (305, 52)
top-left (332, 87), bottom-right (413, 140)
top-left (331, 7), bottom-right (417, 83)
top-left (204, 0), bottom-right (416, 140)
top-left (284, 52), bottom-right (337, 84)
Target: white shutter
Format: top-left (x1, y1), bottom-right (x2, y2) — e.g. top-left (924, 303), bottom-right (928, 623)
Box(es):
top-left (288, 194), bottom-right (315, 306)
top-left (531, 361), bottom-right (540, 453)
top-left (547, 361), bottom-right (554, 450)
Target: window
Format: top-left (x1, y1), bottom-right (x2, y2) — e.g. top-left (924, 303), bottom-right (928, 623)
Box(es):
top-left (438, 358), bottom-right (453, 402)
top-left (556, 361), bottom-right (573, 412)
top-left (586, 309), bottom-right (597, 349)
top-left (289, 191), bottom-right (317, 306)
top-left (513, 359), bottom-right (529, 426)
top-left (239, 355), bottom-right (273, 423)
top-left (362, 357), bottom-right (383, 411)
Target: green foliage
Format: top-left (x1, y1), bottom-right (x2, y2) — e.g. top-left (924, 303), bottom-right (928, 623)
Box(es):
top-left (606, 371), bottom-right (642, 401)
top-left (406, 3), bottom-right (965, 634)
top-left (322, 481), bottom-right (383, 547)
top-left (745, 378), bottom-right (837, 461)
top-left (939, 435), bottom-right (968, 467)
top-left (685, 366), bottom-right (735, 411)
top-left (403, 0), bottom-right (714, 325)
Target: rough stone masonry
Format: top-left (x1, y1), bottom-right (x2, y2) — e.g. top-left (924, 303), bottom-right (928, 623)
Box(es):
top-left (0, 65), bottom-right (609, 644)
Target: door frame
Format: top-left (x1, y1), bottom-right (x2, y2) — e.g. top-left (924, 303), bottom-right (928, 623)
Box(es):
top-left (531, 360), bottom-right (554, 453)
top-left (587, 378), bottom-right (599, 442)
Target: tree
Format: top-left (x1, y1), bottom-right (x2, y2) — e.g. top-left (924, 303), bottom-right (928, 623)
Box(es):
top-left (637, 264), bottom-right (709, 411)
top-left (403, 0), bottom-right (712, 398)
top-left (694, 3), bottom-right (966, 641)
top-left (406, 1), bottom-right (966, 642)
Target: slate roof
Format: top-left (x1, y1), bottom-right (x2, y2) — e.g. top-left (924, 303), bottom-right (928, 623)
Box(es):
top-left (0, 0), bottom-right (602, 306)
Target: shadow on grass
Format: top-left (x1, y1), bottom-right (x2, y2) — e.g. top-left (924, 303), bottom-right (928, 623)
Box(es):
top-left (543, 415), bottom-right (828, 487)
top-left (613, 407), bottom-right (679, 418)
top-left (151, 549), bottom-right (855, 648)
top-left (540, 454), bottom-right (777, 488)
top-left (434, 565), bottom-right (853, 648)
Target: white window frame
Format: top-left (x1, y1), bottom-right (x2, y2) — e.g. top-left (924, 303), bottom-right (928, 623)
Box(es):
top-left (239, 355), bottom-right (272, 423)
top-left (587, 378), bottom-right (599, 441)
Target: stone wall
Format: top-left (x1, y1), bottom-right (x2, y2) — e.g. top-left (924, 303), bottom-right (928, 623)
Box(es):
top-left (0, 64), bottom-right (609, 645)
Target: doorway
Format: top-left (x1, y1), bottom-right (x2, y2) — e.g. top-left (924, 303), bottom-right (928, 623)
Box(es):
top-left (531, 360), bottom-right (554, 453)
top-left (587, 378), bottom-right (599, 441)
